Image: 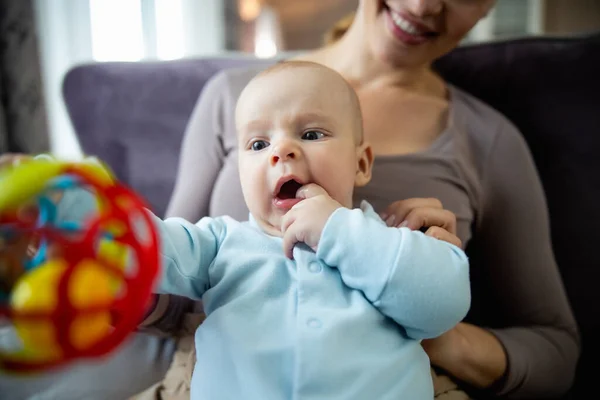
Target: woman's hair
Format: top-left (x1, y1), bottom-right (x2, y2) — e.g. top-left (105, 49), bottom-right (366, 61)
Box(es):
top-left (323, 12), bottom-right (356, 45)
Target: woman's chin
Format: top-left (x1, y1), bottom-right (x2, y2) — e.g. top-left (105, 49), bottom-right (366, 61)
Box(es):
top-left (370, 37), bottom-right (426, 69)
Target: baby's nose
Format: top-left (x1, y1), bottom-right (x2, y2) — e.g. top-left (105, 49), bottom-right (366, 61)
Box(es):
top-left (270, 143), bottom-right (298, 165)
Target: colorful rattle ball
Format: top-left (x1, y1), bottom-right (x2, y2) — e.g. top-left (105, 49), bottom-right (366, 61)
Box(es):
top-left (0, 157), bottom-right (160, 373)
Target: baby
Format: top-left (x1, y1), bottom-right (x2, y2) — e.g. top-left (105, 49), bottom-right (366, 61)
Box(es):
top-left (56, 62), bottom-right (470, 399)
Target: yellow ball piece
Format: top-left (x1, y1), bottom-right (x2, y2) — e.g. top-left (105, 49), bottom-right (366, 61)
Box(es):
top-left (74, 158), bottom-right (115, 186)
top-left (10, 259), bottom-right (114, 360)
top-left (0, 160), bottom-right (65, 212)
top-left (98, 235), bottom-right (129, 271)
top-left (69, 260), bottom-right (114, 350)
top-left (10, 260), bottom-right (64, 361)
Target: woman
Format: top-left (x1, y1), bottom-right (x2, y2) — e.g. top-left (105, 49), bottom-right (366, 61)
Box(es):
top-left (148, 1), bottom-right (579, 399)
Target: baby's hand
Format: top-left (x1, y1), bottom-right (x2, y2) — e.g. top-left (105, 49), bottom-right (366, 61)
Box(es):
top-left (0, 232), bottom-right (35, 292)
top-left (280, 184), bottom-right (342, 259)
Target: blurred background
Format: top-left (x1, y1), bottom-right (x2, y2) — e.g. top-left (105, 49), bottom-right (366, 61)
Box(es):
top-left (1, 0), bottom-right (599, 159)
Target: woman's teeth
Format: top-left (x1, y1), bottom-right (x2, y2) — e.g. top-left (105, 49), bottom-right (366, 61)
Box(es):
top-left (390, 12), bottom-right (423, 36)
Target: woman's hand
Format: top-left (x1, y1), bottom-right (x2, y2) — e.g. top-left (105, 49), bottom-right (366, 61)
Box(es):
top-left (380, 198), bottom-right (462, 248)
top-left (0, 153), bottom-right (30, 170)
top-left (381, 199), bottom-right (507, 388)
top-left (0, 230), bottom-right (38, 293)
top-left (422, 322), bottom-right (508, 390)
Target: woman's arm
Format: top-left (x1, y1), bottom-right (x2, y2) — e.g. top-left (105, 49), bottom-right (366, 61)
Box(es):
top-left (139, 71), bottom-right (233, 335)
top-left (164, 71), bottom-right (232, 222)
top-left (423, 322), bottom-right (508, 390)
top-left (436, 122), bottom-right (580, 397)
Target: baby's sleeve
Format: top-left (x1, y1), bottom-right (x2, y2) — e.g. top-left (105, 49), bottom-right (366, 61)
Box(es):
top-left (317, 207), bottom-right (471, 339)
top-left (56, 187), bottom-right (222, 300)
top-left (153, 215), bottom-right (222, 299)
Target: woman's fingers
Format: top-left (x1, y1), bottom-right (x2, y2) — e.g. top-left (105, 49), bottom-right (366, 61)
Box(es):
top-left (401, 207), bottom-right (457, 235)
top-left (380, 198), bottom-right (443, 226)
top-left (0, 153), bottom-right (29, 170)
top-left (425, 226), bottom-right (463, 249)
top-left (380, 197), bottom-right (461, 247)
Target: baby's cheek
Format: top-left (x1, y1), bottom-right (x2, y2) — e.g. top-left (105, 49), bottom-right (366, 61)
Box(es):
top-left (325, 167), bottom-right (356, 207)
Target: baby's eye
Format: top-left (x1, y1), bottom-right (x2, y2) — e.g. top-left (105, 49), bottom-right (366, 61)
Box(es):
top-left (301, 131), bottom-right (325, 141)
top-left (251, 140), bottom-right (270, 151)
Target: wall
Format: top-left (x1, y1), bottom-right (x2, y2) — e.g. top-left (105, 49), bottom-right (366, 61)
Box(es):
top-left (34, 0), bottom-right (91, 159)
top-left (544, 0), bottom-right (600, 34)
top-left (265, 0), bottom-right (357, 50)
top-left (33, 0), bottom-right (226, 158)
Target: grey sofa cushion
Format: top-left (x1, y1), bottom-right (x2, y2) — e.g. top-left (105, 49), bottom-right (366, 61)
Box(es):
top-left (62, 57), bottom-right (272, 217)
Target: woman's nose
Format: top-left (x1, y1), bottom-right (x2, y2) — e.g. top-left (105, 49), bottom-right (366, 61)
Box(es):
top-left (404, 0), bottom-right (443, 17)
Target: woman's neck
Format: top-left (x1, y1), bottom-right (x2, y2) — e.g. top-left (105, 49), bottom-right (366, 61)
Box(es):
top-left (297, 26), bottom-right (444, 97)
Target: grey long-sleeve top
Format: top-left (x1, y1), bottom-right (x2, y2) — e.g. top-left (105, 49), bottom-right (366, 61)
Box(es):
top-left (152, 65), bottom-right (579, 399)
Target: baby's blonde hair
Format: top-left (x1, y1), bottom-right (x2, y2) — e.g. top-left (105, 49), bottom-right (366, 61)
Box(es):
top-left (253, 61), bottom-right (364, 143)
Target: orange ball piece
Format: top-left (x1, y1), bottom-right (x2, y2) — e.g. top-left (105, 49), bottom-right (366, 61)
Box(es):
top-left (10, 259), bottom-right (115, 361)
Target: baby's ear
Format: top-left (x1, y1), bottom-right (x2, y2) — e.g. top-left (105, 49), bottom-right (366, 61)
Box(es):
top-left (354, 142), bottom-right (373, 187)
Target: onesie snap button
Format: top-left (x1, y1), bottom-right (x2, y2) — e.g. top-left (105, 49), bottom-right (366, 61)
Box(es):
top-left (308, 262), bottom-right (322, 273)
top-left (307, 318), bottom-right (322, 329)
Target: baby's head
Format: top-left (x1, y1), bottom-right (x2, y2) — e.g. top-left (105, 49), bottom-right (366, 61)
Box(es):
top-left (235, 61), bottom-right (373, 236)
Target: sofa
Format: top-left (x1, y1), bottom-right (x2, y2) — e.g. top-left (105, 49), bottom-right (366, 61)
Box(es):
top-left (62, 33), bottom-right (600, 399)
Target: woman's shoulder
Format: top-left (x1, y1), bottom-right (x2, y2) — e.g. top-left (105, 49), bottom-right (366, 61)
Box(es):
top-left (449, 85), bottom-right (528, 162)
top-left (204, 60), bottom-right (279, 101)
top-left (188, 60), bottom-right (280, 140)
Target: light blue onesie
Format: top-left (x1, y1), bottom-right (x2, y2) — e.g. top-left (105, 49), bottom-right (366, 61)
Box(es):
top-left (59, 188), bottom-right (470, 400)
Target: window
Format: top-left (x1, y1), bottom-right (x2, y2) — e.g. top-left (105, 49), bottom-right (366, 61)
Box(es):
top-left (89, 0), bottom-right (188, 61)
top-left (155, 0), bottom-right (185, 60)
top-left (467, 0), bottom-right (544, 43)
top-left (89, 0), bottom-right (144, 61)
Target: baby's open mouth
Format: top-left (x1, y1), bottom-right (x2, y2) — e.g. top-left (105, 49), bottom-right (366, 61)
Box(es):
top-left (276, 179), bottom-right (303, 200)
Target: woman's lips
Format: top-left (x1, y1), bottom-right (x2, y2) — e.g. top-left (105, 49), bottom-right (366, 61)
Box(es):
top-left (384, 7), bottom-right (437, 46)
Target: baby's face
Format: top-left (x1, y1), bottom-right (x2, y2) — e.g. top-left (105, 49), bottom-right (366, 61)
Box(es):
top-left (236, 66), bottom-right (370, 236)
